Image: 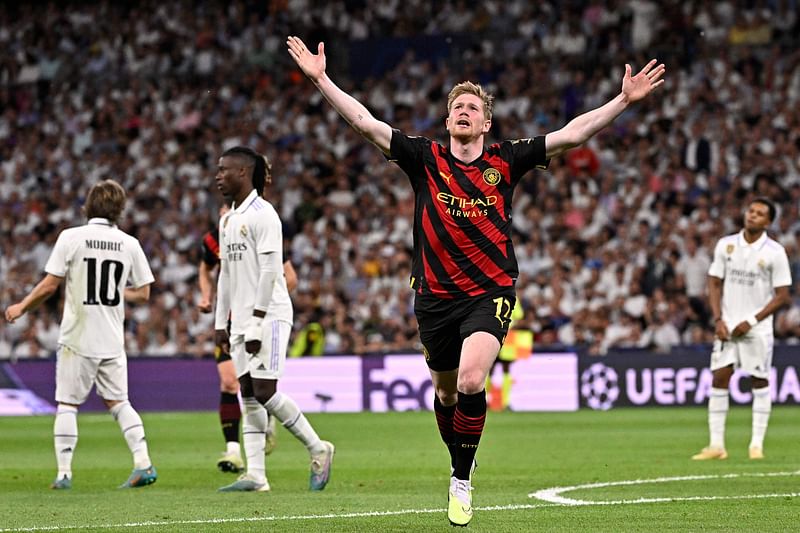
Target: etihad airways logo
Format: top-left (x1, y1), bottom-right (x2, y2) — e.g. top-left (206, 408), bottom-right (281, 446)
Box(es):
top-left (436, 192), bottom-right (497, 218)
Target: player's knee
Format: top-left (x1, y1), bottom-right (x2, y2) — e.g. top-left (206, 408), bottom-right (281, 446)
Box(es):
top-left (219, 375), bottom-right (239, 393)
top-left (435, 386), bottom-right (458, 405)
top-left (252, 379), bottom-right (278, 405)
top-left (711, 367), bottom-right (733, 389)
top-left (457, 371), bottom-right (486, 395)
top-left (752, 377), bottom-right (769, 389)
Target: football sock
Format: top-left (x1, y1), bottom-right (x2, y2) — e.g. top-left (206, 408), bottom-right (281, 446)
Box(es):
top-left (708, 387), bottom-right (729, 449)
top-left (264, 392), bottom-right (324, 455)
top-left (241, 397), bottom-right (267, 481)
top-left (433, 395), bottom-right (457, 469)
top-left (54, 404), bottom-right (78, 479)
top-left (110, 401), bottom-right (151, 469)
top-left (750, 386), bottom-right (771, 449)
top-left (453, 390), bottom-right (486, 480)
top-left (220, 392), bottom-right (241, 447)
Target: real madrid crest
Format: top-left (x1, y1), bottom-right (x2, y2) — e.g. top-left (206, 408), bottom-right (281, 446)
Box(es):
top-left (240, 224), bottom-right (248, 237)
top-left (726, 244), bottom-right (734, 254)
top-left (483, 168), bottom-right (501, 186)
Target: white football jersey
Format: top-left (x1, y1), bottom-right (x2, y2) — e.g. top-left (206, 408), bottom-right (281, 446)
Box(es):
top-left (219, 190), bottom-right (292, 334)
top-left (708, 231), bottom-right (792, 334)
top-left (45, 218), bottom-right (154, 358)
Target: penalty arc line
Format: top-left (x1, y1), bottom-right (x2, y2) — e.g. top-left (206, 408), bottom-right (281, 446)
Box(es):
top-left (3, 471), bottom-right (799, 532)
top-left (530, 470), bottom-right (800, 505)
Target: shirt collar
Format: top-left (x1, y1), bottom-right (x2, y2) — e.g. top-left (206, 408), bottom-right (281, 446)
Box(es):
top-left (738, 230), bottom-right (767, 249)
top-left (87, 218), bottom-right (113, 226)
top-left (231, 190), bottom-right (259, 213)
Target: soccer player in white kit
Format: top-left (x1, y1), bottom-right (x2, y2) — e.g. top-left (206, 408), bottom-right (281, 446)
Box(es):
top-left (692, 198), bottom-right (791, 461)
top-left (213, 146), bottom-right (334, 492)
top-left (4, 180), bottom-right (157, 489)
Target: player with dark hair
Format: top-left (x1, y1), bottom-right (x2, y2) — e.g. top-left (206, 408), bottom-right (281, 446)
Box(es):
top-left (288, 36), bottom-right (664, 526)
top-left (693, 197), bottom-right (791, 461)
top-left (214, 146), bottom-right (333, 493)
top-left (199, 161), bottom-right (299, 473)
top-left (5, 179), bottom-right (157, 490)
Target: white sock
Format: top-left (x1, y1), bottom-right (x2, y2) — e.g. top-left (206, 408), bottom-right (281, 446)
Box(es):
top-left (226, 441), bottom-right (241, 455)
top-left (708, 387), bottom-right (729, 449)
top-left (241, 397), bottom-right (267, 482)
top-left (54, 405), bottom-right (78, 479)
top-left (750, 386), bottom-right (771, 449)
top-left (110, 401), bottom-right (151, 469)
top-left (264, 392), bottom-right (324, 455)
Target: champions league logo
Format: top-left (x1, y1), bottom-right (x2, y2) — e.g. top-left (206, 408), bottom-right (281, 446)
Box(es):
top-left (580, 363), bottom-right (620, 411)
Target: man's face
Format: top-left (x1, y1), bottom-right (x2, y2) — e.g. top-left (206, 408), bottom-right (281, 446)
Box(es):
top-left (744, 202), bottom-right (772, 232)
top-left (445, 94), bottom-right (491, 140)
top-left (215, 156), bottom-right (247, 198)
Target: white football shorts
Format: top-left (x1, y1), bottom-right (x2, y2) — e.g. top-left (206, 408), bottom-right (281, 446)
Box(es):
top-left (55, 345), bottom-right (128, 404)
top-left (710, 333), bottom-right (773, 380)
top-left (230, 319), bottom-right (291, 380)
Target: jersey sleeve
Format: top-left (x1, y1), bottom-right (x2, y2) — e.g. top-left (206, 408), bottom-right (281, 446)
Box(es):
top-left (128, 239), bottom-right (155, 288)
top-left (708, 239), bottom-right (726, 279)
top-left (388, 129), bottom-right (429, 188)
top-left (772, 246), bottom-right (793, 288)
top-left (505, 136), bottom-right (550, 184)
top-left (254, 209), bottom-right (283, 256)
top-left (44, 231), bottom-right (71, 277)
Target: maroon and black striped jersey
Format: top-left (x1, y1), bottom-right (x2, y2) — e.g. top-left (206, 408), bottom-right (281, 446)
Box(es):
top-left (389, 129), bottom-right (549, 298)
top-left (201, 227), bottom-right (221, 268)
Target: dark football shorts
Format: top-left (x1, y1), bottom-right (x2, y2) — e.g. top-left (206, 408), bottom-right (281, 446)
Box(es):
top-left (214, 345), bottom-right (232, 363)
top-left (414, 288), bottom-right (516, 372)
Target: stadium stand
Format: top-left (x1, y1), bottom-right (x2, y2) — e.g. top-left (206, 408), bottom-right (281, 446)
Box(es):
top-left (1, 0), bottom-right (799, 358)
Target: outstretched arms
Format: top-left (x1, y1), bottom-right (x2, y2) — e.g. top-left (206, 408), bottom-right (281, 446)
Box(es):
top-left (545, 60), bottom-right (665, 159)
top-left (287, 36), bottom-right (393, 155)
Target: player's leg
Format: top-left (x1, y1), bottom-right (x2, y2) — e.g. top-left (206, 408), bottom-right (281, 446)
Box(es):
top-left (743, 335), bottom-right (773, 459)
top-left (454, 331), bottom-right (498, 479)
top-left (51, 346), bottom-right (96, 489)
top-left (215, 348), bottom-right (244, 473)
top-left (693, 340), bottom-right (735, 460)
top-left (417, 299), bottom-right (463, 475)
top-left (52, 403), bottom-right (78, 489)
top-left (431, 369), bottom-right (459, 471)
top-left (250, 320), bottom-right (333, 490)
top-left (219, 336), bottom-right (270, 492)
top-left (98, 356), bottom-right (156, 488)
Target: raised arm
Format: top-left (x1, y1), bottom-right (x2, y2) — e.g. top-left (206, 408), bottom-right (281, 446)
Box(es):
top-left (287, 36), bottom-right (393, 155)
top-left (545, 60), bottom-right (665, 159)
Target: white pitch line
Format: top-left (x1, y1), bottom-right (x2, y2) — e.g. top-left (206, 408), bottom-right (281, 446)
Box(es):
top-left (0, 504), bottom-right (558, 533)
top-left (3, 471), bottom-right (799, 532)
top-left (530, 470), bottom-right (800, 505)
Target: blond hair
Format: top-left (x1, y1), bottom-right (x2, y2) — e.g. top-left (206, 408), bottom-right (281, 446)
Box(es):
top-left (447, 81), bottom-right (494, 121)
top-left (84, 179), bottom-right (126, 224)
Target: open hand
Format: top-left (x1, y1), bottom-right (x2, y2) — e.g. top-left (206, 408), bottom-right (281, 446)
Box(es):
top-left (622, 59), bottom-right (666, 103)
top-left (287, 36), bottom-right (326, 82)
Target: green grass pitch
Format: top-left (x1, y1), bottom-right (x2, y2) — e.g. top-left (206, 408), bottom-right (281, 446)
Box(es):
top-left (1, 407), bottom-right (798, 532)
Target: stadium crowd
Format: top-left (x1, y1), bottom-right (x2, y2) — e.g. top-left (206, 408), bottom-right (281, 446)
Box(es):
top-left (1, 0), bottom-right (800, 360)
